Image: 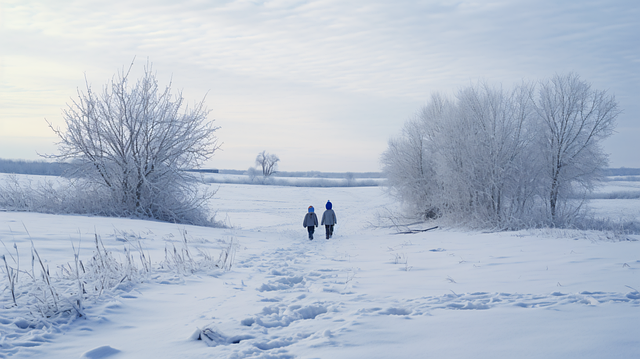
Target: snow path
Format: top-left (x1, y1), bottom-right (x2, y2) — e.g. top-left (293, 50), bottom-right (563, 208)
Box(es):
top-left (190, 231), bottom-right (640, 358)
top-left (2, 184), bottom-right (640, 358)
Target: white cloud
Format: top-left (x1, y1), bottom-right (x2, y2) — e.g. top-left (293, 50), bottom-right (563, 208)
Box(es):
top-left (1, 0), bottom-right (638, 171)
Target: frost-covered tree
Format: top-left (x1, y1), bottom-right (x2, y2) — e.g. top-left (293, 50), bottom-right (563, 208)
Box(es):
top-left (415, 82), bottom-right (540, 227)
top-left (442, 82), bottom-right (539, 226)
top-left (246, 167), bottom-right (259, 181)
top-left (382, 74), bottom-right (619, 229)
top-left (255, 151), bottom-right (279, 177)
top-left (533, 73), bottom-right (619, 224)
top-left (46, 61), bottom-right (220, 224)
top-left (381, 116), bottom-right (439, 218)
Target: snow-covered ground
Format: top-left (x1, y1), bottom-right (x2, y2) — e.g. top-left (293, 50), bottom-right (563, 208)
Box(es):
top-left (1, 180), bottom-right (639, 358)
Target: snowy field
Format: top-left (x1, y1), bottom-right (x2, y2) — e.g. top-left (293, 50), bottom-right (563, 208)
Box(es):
top-left (1, 178), bottom-right (640, 358)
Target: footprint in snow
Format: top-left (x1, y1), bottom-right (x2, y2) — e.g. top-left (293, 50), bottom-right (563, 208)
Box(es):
top-left (240, 303), bottom-right (329, 328)
top-left (258, 276), bottom-right (305, 292)
top-left (80, 345), bottom-right (121, 359)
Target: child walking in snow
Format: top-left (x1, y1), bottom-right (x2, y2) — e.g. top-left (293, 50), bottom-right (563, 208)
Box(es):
top-left (321, 200), bottom-right (337, 239)
top-left (303, 206), bottom-right (318, 240)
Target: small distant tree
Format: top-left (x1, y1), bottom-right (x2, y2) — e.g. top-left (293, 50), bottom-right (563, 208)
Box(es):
top-left (246, 167), bottom-right (259, 181)
top-left (255, 151), bottom-right (279, 177)
top-left (46, 60), bottom-right (221, 224)
top-left (345, 172), bottom-right (355, 186)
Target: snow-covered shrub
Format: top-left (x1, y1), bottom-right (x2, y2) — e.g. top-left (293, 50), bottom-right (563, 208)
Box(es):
top-left (0, 174), bottom-right (109, 215)
top-left (1, 231), bottom-right (236, 327)
top-left (0, 174), bottom-right (37, 209)
top-left (0, 234), bottom-right (145, 321)
top-left (160, 231), bottom-right (236, 275)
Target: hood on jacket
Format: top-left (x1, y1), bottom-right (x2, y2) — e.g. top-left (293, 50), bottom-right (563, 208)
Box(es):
top-left (326, 201), bottom-right (332, 210)
top-left (308, 206), bottom-right (314, 213)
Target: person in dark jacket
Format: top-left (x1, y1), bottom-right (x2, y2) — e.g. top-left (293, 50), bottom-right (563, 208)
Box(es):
top-left (303, 205), bottom-right (318, 240)
top-left (321, 200), bottom-right (337, 239)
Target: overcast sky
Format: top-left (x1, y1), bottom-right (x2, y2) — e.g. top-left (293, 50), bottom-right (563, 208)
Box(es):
top-left (1, 0), bottom-right (638, 172)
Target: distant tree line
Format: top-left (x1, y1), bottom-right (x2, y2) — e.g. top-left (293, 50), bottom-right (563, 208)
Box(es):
top-left (601, 168), bottom-right (640, 176)
top-left (382, 73), bottom-right (621, 229)
top-left (0, 159), bottom-right (69, 176)
top-left (0, 159), bottom-right (386, 179)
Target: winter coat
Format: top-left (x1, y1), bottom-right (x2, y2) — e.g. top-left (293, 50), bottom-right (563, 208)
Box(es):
top-left (303, 212), bottom-right (318, 228)
top-left (321, 209), bottom-right (337, 226)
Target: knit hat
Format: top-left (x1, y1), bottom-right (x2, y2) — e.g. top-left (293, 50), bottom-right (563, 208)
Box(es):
top-left (326, 201), bottom-right (332, 210)
top-left (308, 206), bottom-right (314, 213)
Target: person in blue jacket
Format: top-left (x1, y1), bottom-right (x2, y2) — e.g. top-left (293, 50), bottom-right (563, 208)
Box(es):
top-left (321, 200), bottom-right (337, 239)
top-left (303, 205), bottom-right (318, 240)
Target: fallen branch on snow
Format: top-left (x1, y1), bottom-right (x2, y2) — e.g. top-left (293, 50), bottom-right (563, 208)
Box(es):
top-left (393, 226), bottom-right (439, 234)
